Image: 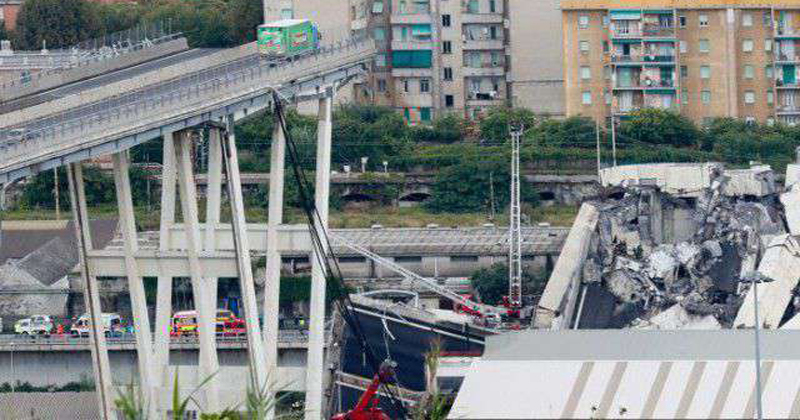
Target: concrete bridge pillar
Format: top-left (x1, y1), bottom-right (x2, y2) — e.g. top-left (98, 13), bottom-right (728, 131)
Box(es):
top-left (155, 132), bottom-right (177, 393)
top-left (204, 127), bottom-right (223, 314)
top-left (264, 109), bottom-right (287, 417)
top-left (221, 115), bottom-right (269, 391)
top-left (306, 88), bottom-right (334, 420)
top-left (66, 162), bottom-right (114, 419)
top-left (112, 152), bottom-right (158, 419)
top-left (174, 132), bottom-right (221, 411)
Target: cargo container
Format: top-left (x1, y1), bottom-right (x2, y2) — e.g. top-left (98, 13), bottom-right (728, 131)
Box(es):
top-left (257, 19), bottom-right (320, 57)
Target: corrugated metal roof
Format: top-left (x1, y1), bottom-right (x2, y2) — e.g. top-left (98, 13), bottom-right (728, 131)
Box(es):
top-left (451, 330), bottom-right (800, 419)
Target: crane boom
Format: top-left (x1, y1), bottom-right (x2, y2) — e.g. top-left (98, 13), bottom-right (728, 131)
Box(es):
top-left (330, 235), bottom-right (497, 316)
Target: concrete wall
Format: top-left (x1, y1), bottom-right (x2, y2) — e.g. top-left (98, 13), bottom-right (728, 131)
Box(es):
top-left (508, 0), bottom-right (566, 117)
top-left (0, 38), bottom-right (189, 103)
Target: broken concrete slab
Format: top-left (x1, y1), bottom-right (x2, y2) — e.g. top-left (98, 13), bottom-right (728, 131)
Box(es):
top-left (723, 165), bottom-right (776, 198)
top-left (535, 203), bottom-right (599, 330)
top-left (781, 187), bottom-right (800, 236)
top-left (600, 163), bottom-right (723, 198)
top-left (734, 235), bottom-right (800, 329)
top-left (635, 304), bottom-right (721, 330)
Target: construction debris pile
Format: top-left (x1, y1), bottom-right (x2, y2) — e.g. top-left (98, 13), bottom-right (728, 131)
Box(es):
top-left (536, 162), bottom-right (800, 331)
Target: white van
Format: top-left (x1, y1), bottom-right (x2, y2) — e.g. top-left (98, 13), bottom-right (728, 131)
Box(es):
top-left (71, 313), bottom-right (123, 337)
top-left (15, 315), bottom-right (53, 335)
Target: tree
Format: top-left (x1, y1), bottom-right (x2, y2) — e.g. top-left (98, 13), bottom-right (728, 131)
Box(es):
top-left (20, 166), bottom-right (114, 210)
top-left (470, 263), bottom-right (547, 306)
top-left (533, 116), bottom-right (597, 148)
top-left (227, 0), bottom-right (263, 45)
top-left (332, 104), bottom-right (412, 169)
top-left (92, 1), bottom-right (143, 36)
top-left (143, 0), bottom-right (231, 48)
top-left (14, 0), bottom-right (101, 50)
top-left (479, 107), bottom-right (536, 143)
top-left (426, 160), bottom-right (539, 214)
top-left (619, 108), bottom-right (700, 148)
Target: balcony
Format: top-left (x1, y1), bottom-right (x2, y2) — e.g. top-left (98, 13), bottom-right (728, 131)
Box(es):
top-left (775, 53), bottom-right (800, 64)
top-left (463, 65), bottom-right (505, 77)
top-left (390, 13), bottom-right (433, 25)
top-left (776, 106), bottom-right (800, 115)
top-left (614, 79), bottom-right (675, 90)
top-left (776, 79), bottom-right (800, 89)
top-left (392, 40), bottom-right (433, 50)
top-left (776, 25), bottom-right (800, 38)
top-left (611, 28), bottom-right (642, 39)
top-left (391, 67), bottom-right (433, 78)
top-left (463, 39), bottom-right (504, 50)
top-left (466, 92), bottom-right (505, 106)
top-left (641, 25), bottom-right (675, 38)
top-left (461, 13), bottom-right (504, 24)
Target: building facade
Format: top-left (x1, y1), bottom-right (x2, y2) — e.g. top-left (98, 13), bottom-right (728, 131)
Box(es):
top-left (270, 0), bottom-right (516, 123)
top-left (562, 0), bottom-right (800, 126)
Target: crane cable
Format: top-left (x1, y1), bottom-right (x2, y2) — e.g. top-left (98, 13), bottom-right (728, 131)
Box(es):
top-left (273, 92), bottom-right (409, 418)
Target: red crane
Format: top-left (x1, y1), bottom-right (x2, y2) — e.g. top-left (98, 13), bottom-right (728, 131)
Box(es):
top-left (331, 361), bottom-right (397, 420)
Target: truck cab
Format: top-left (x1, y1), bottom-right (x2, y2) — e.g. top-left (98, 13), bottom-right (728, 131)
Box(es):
top-left (15, 315), bottom-right (53, 336)
top-left (70, 313), bottom-right (123, 337)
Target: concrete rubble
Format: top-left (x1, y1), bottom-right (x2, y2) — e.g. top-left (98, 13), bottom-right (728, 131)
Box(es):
top-left (537, 161), bottom-right (800, 331)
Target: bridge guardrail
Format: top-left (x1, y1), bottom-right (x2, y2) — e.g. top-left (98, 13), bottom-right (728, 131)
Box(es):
top-left (0, 36), bottom-right (375, 177)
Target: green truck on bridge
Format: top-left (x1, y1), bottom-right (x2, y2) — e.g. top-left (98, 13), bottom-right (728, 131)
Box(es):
top-left (257, 19), bottom-right (320, 57)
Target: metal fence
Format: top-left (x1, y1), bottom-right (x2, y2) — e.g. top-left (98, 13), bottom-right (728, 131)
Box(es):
top-left (0, 35), bottom-right (375, 177)
top-left (0, 20), bottom-right (180, 91)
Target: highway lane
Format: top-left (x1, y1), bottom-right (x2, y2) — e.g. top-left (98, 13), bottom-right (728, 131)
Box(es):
top-left (0, 48), bottom-right (221, 115)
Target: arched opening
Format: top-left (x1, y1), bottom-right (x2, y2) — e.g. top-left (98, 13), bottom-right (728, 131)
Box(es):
top-left (341, 193), bottom-right (375, 203)
top-left (538, 191), bottom-right (556, 201)
top-left (398, 192), bottom-right (432, 207)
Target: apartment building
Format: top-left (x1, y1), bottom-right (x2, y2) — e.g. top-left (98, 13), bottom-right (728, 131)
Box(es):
top-left (270, 0), bottom-right (510, 123)
top-left (562, 0), bottom-right (800, 126)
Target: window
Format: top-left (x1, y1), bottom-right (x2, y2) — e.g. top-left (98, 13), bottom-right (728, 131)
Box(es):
top-left (443, 41), bottom-right (452, 54)
top-left (681, 89), bottom-right (689, 105)
top-left (764, 11), bottom-right (773, 27)
top-left (372, 0), bottom-right (384, 13)
top-left (466, 0), bottom-right (478, 13)
top-left (579, 15), bottom-right (589, 29)
top-left (766, 39), bottom-right (773, 52)
top-left (604, 90), bottom-right (611, 105)
top-left (490, 26), bottom-right (498, 40)
top-left (699, 39), bottom-right (709, 53)
top-left (375, 53), bottom-right (386, 67)
top-left (420, 78), bottom-right (430, 93)
top-left (580, 40), bottom-right (589, 53)
top-left (604, 66), bottom-right (611, 80)
top-left (392, 50), bottom-right (433, 68)
top-left (582, 91), bottom-right (592, 105)
top-left (445, 95), bottom-right (454, 107)
top-left (700, 65), bottom-right (711, 79)
top-left (702, 90), bottom-right (711, 103)
top-left (280, 8), bottom-right (294, 19)
top-left (766, 65), bottom-right (774, 79)
top-left (373, 27), bottom-right (386, 41)
top-left (767, 117), bottom-right (775, 126)
top-left (489, 0), bottom-right (496, 13)
top-left (767, 91), bottom-right (774, 105)
top-left (603, 41), bottom-right (609, 53)
top-left (377, 79), bottom-right (387, 92)
top-left (403, 79), bottom-right (410, 93)
top-left (602, 15), bottom-right (609, 27)
top-left (581, 66), bottom-right (591, 80)
top-left (442, 14), bottom-right (451, 27)
top-left (699, 14), bottom-right (709, 27)
top-left (743, 13), bottom-right (753, 27)
top-left (679, 16), bottom-right (687, 27)
top-left (744, 91), bottom-right (756, 104)
top-left (680, 65), bottom-right (688, 78)
top-left (743, 39), bottom-right (754, 52)
top-left (443, 67), bottom-right (453, 80)
top-left (744, 65), bottom-right (754, 79)
top-left (680, 40), bottom-right (688, 53)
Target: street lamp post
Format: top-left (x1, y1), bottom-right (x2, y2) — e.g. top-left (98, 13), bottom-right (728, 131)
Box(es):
top-left (740, 271), bottom-right (775, 420)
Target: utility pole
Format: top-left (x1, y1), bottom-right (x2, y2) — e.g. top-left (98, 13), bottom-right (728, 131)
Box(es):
top-left (595, 119), bottom-right (601, 176)
top-left (610, 116), bottom-right (618, 167)
top-left (508, 127), bottom-right (523, 310)
top-left (54, 167), bottom-right (60, 220)
top-left (489, 171), bottom-right (496, 221)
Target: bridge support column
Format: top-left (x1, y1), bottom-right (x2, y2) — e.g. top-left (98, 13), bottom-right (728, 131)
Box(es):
top-left (155, 132), bottom-right (177, 394)
top-left (112, 152), bottom-right (158, 419)
top-left (222, 115), bottom-right (268, 390)
top-left (204, 127), bottom-right (223, 324)
top-left (67, 162), bottom-right (114, 420)
top-left (174, 132), bottom-right (220, 411)
top-left (264, 110), bottom-right (286, 414)
top-left (306, 88), bottom-right (334, 420)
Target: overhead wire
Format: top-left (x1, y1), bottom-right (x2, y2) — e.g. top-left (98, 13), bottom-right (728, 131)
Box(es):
top-left (273, 92), bottom-right (409, 418)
